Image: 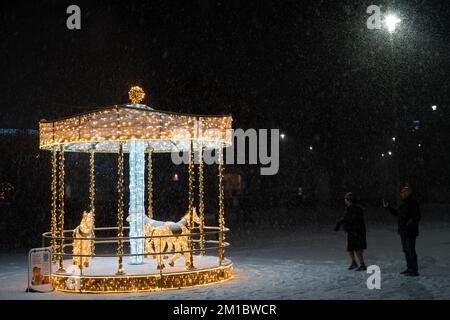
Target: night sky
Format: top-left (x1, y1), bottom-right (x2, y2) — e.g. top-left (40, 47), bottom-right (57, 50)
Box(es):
top-left (1, 0), bottom-right (450, 201)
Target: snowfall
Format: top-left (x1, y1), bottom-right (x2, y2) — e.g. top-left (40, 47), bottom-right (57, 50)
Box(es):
top-left (1, 209), bottom-right (450, 300)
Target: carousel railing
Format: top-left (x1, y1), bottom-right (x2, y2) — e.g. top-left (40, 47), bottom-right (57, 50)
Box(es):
top-left (42, 226), bottom-right (230, 276)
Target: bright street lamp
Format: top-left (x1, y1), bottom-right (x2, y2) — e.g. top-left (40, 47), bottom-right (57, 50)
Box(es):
top-left (385, 14), bottom-right (401, 33)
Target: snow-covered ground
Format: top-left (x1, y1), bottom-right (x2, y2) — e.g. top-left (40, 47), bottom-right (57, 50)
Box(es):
top-left (1, 223), bottom-right (450, 299)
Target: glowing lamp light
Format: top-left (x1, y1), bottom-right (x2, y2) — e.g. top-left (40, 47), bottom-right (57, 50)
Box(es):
top-left (431, 105), bottom-right (437, 111)
top-left (381, 153), bottom-right (385, 157)
top-left (173, 173), bottom-right (179, 182)
top-left (309, 146), bottom-right (313, 151)
top-left (280, 133), bottom-right (285, 140)
top-left (385, 14), bottom-right (401, 33)
top-left (388, 151), bottom-right (392, 156)
top-left (392, 137), bottom-right (396, 142)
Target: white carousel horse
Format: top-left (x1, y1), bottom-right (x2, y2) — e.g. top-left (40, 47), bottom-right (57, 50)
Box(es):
top-left (144, 208), bottom-right (201, 270)
top-left (72, 210), bottom-right (95, 268)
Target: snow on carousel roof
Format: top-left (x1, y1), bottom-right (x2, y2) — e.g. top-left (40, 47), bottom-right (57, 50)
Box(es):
top-left (39, 88), bottom-right (233, 153)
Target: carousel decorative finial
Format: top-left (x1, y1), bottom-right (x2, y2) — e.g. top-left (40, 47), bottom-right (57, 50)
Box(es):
top-left (128, 86), bottom-right (145, 104)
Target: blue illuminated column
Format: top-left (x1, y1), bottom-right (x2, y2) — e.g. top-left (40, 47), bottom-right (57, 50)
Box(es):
top-left (128, 140), bottom-right (146, 264)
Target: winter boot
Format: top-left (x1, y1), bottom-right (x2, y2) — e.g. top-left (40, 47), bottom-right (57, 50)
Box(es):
top-left (348, 261), bottom-right (358, 270)
top-left (400, 269), bottom-right (410, 275)
top-left (356, 264), bottom-right (367, 271)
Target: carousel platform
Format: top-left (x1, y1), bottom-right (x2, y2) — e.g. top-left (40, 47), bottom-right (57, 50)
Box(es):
top-left (51, 255), bottom-right (233, 293)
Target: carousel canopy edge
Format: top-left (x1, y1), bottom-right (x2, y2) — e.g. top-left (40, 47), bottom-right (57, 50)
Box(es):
top-left (39, 104), bottom-right (233, 153)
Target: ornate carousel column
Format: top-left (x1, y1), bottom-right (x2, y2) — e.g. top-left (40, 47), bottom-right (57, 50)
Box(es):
top-left (89, 149), bottom-right (96, 259)
top-left (187, 141), bottom-right (195, 269)
top-left (89, 149), bottom-right (96, 214)
top-left (198, 145), bottom-right (206, 256)
top-left (218, 145), bottom-right (225, 264)
top-left (116, 141), bottom-right (125, 275)
top-left (57, 144), bottom-right (66, 272)
top-left (50, 146), bottom-right (58, 263)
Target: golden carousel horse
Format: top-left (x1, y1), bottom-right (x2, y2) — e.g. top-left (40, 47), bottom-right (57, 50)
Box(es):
top-left (72, 210), bottom-right (95, 268)
top-left (144, 208), bottom-right (201, 270)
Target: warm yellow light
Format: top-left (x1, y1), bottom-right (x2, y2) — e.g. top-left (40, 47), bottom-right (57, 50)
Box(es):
top-left (128, 86), bottom-right (146, 104)
top-left (51, 263), bottom-right (233, 293)
top-left (39, 106), bottom-right (232, 153)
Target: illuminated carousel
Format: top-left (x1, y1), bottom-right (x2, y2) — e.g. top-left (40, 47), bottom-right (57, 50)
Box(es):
top-left (39, 87), bottom-right (233, 293)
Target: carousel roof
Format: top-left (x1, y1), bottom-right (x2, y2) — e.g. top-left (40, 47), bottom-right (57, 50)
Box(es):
top-left (39, 88), bottom-right (233, 153)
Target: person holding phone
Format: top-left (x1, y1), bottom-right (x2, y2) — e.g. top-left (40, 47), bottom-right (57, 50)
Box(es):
top-left (383, 185), bottom-right (421, 276)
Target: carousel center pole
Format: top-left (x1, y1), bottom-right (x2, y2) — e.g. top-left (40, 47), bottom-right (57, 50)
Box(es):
top-left (128, 140), bottom-right (146, 264)
top-left (127, 87), bottom-right (147, 265)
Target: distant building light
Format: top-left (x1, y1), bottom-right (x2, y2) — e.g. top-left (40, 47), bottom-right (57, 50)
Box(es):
top-left (381, 153), bottom-right (385, 157)
top-left (0, 128), bottom-right (38, 136)
top-left (0, 128), bottom-right (18, 135)
top-left (388, 151), bottom-right (392, 156)
top-left (280, 133), bottom-right (285, 140)
top-left (172, 173), bottom-right (179, 182)
top-left (26, 129), bottom-right (39, 135)
top-left (418, 143), bottom-right (422, 148)
top-left (309, 146), bottom-right (313, 151)
top-left (431, 105), bottom-right (437, 111)
top-left (392, 137), bottom-right (396, 142)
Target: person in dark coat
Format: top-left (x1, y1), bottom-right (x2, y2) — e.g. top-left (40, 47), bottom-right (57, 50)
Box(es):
top-left (335, 192), bottom-right (367, 271)
top-left (384, 185), bottom-right (421, 276)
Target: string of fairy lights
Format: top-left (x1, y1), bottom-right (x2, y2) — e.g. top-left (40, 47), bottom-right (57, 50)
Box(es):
top-left (188, 141), bottom-right (195, 269)
top-left (116, 141), bottom-right (125, 275)
top-left (39, 107), bottom-right (232, 153)
top-left (57, 145), bottom-right (65, 272)
top-left (89, 149), bottom-right (96, 256)
top-left (198, 145), bottom-right (206, 256)
top-left (89, 149), bottom-right (95, 214)
top-left (147, 148), bottom-right (154, 219)
top-left (218, 145), bottom-right (225, 264)
top-left (50, 146), bottom-right (58, 263)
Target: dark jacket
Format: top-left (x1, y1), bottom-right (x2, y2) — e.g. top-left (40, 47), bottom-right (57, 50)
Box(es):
top-left (335, 205), bottom-right (367, 251)
top-left (388, 196), bottom-right (421, 237)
